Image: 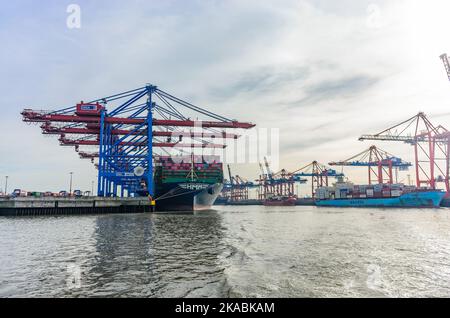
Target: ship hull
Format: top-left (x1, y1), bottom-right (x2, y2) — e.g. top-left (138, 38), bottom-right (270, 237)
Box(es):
top-left (315, 191), bottom-right (446, 208)
top-left (194, 183), bottom-right (224, 211)
top-left (155, 183), bottom-right (223, 212)
top-left (263, 198), bottom-right (296, 206)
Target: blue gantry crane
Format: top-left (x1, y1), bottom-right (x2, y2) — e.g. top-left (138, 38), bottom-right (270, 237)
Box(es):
top-left (291, 161), bottom-right (344, 198)
top-left (225, 165), bottom-right (258, 201)
top-left (328, 145), bottom-right (411, 185)
top-left (257, 157), bottom-right (307, 200)
top-left (22, 85), bottom-right (255, 198)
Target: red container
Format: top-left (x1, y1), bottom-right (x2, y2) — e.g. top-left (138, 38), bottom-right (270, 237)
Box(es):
top-left (374, 191), bottom-right (382, 198)
top-left (86, 123), bottom-right (101, 129)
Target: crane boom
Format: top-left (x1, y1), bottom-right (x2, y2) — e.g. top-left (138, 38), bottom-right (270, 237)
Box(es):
top-left (41, 124), bottom-right (240, 139)
top-left (263, 157), bottom-right (273, 180)
top-left (227, 165), bottom-right (234, 186)
top-left (440, 53), bottom-right (450, 82)
top-left (259, 163), bottom-right (266, 179)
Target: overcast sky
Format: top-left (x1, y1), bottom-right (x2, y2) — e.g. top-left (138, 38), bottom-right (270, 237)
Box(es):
top-left (2, 0), bottom-right (450, 194)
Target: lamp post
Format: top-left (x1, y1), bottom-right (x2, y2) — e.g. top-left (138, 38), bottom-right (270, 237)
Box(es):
top-left (69, 172), bottom-right (74, 196)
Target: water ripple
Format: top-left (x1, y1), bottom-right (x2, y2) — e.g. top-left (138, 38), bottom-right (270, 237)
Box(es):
top-left (2, 206), bottom-right (450, 297)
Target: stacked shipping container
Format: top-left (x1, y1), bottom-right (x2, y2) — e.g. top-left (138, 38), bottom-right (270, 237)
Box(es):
top-left (316, 182), bottom-right (421, 200)
top-left (154, 155), bottom-right (223, 184)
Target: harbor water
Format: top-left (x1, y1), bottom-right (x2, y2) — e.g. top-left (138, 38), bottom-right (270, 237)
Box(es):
top-left (1, 206), bottom-right (450, 297)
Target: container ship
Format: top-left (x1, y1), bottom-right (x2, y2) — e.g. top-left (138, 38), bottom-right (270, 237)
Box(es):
top-left (315, 181), bottom-right (445, 208)
top-left (153, 155), bottom-right (224, 212)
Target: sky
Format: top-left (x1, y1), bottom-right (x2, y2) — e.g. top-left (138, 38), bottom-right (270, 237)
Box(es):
top-left (2, 0), bottom-right (450, 195)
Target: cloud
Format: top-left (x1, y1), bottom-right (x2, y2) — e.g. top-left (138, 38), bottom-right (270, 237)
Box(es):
top-left (3, 0), bottom-right (450, 192)
top-left (210, 65), bottom-right (311, 99)
top-left (284, 74), bottom-right (380, 109)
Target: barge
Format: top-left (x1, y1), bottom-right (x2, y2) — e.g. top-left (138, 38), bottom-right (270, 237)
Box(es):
top-left (263, 195), bottom-right (297, 206)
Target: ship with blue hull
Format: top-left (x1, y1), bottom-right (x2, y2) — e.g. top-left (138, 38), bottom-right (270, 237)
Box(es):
top-left (315, 191), bottom-right (446, 208)
top-left (315, 181), bottom-right (446, 208)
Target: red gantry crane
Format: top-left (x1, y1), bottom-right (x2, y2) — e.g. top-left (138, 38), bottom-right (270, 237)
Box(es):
top-left (359, 113), bottom-right (449, 192)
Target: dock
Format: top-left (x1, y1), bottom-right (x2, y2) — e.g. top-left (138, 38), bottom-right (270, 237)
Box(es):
top-left (0, 197), bottom-right (154, 216)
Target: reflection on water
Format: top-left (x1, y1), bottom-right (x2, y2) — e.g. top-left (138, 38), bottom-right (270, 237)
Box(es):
top-left (83, 212), bottom-right (228, 297)
top-left (1, 206), bottom-right (450, 297)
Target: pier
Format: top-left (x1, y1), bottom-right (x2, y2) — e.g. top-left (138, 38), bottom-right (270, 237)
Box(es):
top-left (0, 197), bottom-right (154, 216)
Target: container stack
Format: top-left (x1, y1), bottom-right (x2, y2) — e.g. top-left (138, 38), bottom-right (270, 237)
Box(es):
top-left (315, 182), bottom-right (423, 200)
top-left (154, 155), bottom-right (224, 184)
